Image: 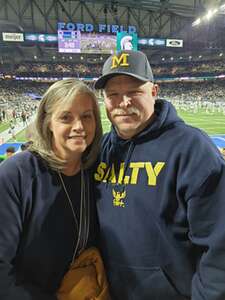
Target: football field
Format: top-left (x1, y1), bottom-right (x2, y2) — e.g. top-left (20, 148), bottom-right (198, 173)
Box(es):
top-left (1, 103), bottom-right (225, 155)
top-left (178, 109), bottom-right (225, 135)
top-left (4, 103), bottom-right (225, 143)
top-left (100, 104), bottom-right (225, 135)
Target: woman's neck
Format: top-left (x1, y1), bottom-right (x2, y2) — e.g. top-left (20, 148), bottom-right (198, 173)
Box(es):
top-left (62, 160), bottom-right (81, 176)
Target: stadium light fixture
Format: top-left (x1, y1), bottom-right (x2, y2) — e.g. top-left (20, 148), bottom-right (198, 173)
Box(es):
top-left (192, 18), bottom-right (201, 27)
top-left (192, 7), bottom-right (219, 27)
top-left (204, 9), bottom-right (218, 20)
top-left (162, 57), bottom-right (165, 61)
top-left (189, 56), bottom-right (192, 59)
top-left (220, 4), bottom-right (225, 10)
top-left (179, 56), bottom-right (183, 59)
top-left (198, 55), bottom-right (202, 58)
top-left (170, 57), bottom-right (174, 60)
top-left (219, 52), bottom-right (223, 56)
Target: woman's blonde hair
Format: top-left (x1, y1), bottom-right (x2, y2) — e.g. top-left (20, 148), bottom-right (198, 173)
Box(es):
top-left (30, 79), bottom-right (102, 170)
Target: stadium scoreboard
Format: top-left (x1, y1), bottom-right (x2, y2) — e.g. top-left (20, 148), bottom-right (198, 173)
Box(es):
top-left (58, 30), bottom-right (81, 53)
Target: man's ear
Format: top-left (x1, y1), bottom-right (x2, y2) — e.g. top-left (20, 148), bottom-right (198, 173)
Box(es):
top-left (152, 84), bottom-right (159, 97)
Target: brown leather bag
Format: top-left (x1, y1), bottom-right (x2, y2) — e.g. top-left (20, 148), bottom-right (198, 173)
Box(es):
top-left (57, 247), bottom-right (111, 300)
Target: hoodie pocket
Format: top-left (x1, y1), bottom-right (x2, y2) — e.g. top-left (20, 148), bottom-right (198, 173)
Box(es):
top-left (108, 264), bottom-right (189, 300)
top-left (132, 266), bottom-right (189, 300)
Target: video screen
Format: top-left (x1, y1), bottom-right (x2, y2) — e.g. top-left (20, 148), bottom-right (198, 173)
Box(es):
top-left (80, 33), bottom-right (116, 54)
top-left (57, 31), bottom-right (116, 54)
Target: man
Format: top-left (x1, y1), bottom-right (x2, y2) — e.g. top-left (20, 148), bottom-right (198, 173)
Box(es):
top-left (0, 146), bottom-right (16, 163)
top-left (8, 120), bottom-right (16, 141)
top-left (5, 146), bottom-right (16, 158)
top-left (94, 50), bottom-right (225, 300)
top-left (20, 141), bottom-right (33, 151)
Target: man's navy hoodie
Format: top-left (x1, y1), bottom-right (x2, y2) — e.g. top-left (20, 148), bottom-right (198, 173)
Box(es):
top-left (94, 99), bottom-right (225, 300)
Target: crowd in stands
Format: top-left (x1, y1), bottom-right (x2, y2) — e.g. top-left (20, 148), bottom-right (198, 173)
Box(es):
top-left (158, 80), bottom-right (225, 102)
top-left (12, 63), bottom-right (102, 78)
top-left (0, 79), bottom-right (224, 119)
top-left (158, 80), bottom-right (225, 114)
top-left (1, 57), bottom-right (225, 119)
top-left (0, 78), bottom-right (224, 159)
top-left (0, 78), bottom-right (225, 105)
top-left (1, 57), bottom-right (224, 163)
top-left (3, 58), bottom-right (225, 79)
top-left (153, 59), bottom-right (225, 78)
top-left (0, 81), bottom-right (41, 124)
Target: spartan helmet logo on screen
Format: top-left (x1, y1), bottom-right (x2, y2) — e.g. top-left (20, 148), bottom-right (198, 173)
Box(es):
top-left (120, 35), bottom-right (133, 50)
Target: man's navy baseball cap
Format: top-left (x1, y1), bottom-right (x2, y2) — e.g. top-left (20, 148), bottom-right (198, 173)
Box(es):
top-left (94, 50), bottom-right (154, 89)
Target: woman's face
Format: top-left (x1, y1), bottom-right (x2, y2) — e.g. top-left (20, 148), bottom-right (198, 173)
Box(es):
top-left (49, 93), bottom-right (96, 161)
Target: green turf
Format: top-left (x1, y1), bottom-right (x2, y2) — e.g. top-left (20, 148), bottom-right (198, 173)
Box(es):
top-left (100, 104), bottom-right (225, 135)
top-left (9, 103), bottom-right (225, 142)
top-left (8, 128), bottom-right (27, 142)
top-left (0, 121), bottom-right (10, 133)
top-left (178, 110), bottom-right (225, 134)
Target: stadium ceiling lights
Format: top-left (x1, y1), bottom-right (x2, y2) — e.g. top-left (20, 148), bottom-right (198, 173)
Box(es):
top-left (192, 4), bottom-right (225, 27)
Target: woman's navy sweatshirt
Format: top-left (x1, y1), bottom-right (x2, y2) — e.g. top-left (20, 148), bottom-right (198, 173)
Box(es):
top-left (0, 151), bottom-right (97, 299)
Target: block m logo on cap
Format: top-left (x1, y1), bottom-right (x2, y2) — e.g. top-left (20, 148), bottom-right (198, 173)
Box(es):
top-left (111, 53), bottom-right (129, 69)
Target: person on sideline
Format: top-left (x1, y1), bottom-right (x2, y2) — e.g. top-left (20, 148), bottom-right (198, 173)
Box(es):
top-left (94, 50), bottom-right (225, 300)
top-left (5, 145), bottom-right (16, 158)
top-left (0, 79), bottom-right (102, 299)
top-left (20, 141), bottom-right (33, 151)
top-left (0, 146), bottom-right (16, 163)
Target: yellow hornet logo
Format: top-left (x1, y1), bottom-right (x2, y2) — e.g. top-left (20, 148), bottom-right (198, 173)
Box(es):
top-left (112, 189), bottom-right (126, 207)
top-left (111, 53), bottom-right (129, 69)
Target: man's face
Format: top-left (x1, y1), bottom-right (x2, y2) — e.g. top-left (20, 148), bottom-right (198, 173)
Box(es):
top-left (103, 75), bottom-right (158, 139)
top-left (6, 152), bottom-right (14, 158)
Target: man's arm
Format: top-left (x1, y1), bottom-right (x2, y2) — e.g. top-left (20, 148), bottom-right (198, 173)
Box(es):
top-left (187, 165), bottom-right (225, 300)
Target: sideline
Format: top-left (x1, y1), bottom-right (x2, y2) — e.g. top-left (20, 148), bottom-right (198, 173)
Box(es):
top-left (0, 117), bottom-right (35, 145)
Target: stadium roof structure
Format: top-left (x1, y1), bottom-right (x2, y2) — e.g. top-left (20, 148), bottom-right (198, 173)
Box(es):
top-left (0, 0), bottom-right (224, 63)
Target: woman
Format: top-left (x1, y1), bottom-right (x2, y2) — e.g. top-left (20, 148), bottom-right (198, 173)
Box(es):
top-left (0, 79), bottom-right (102, 299)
